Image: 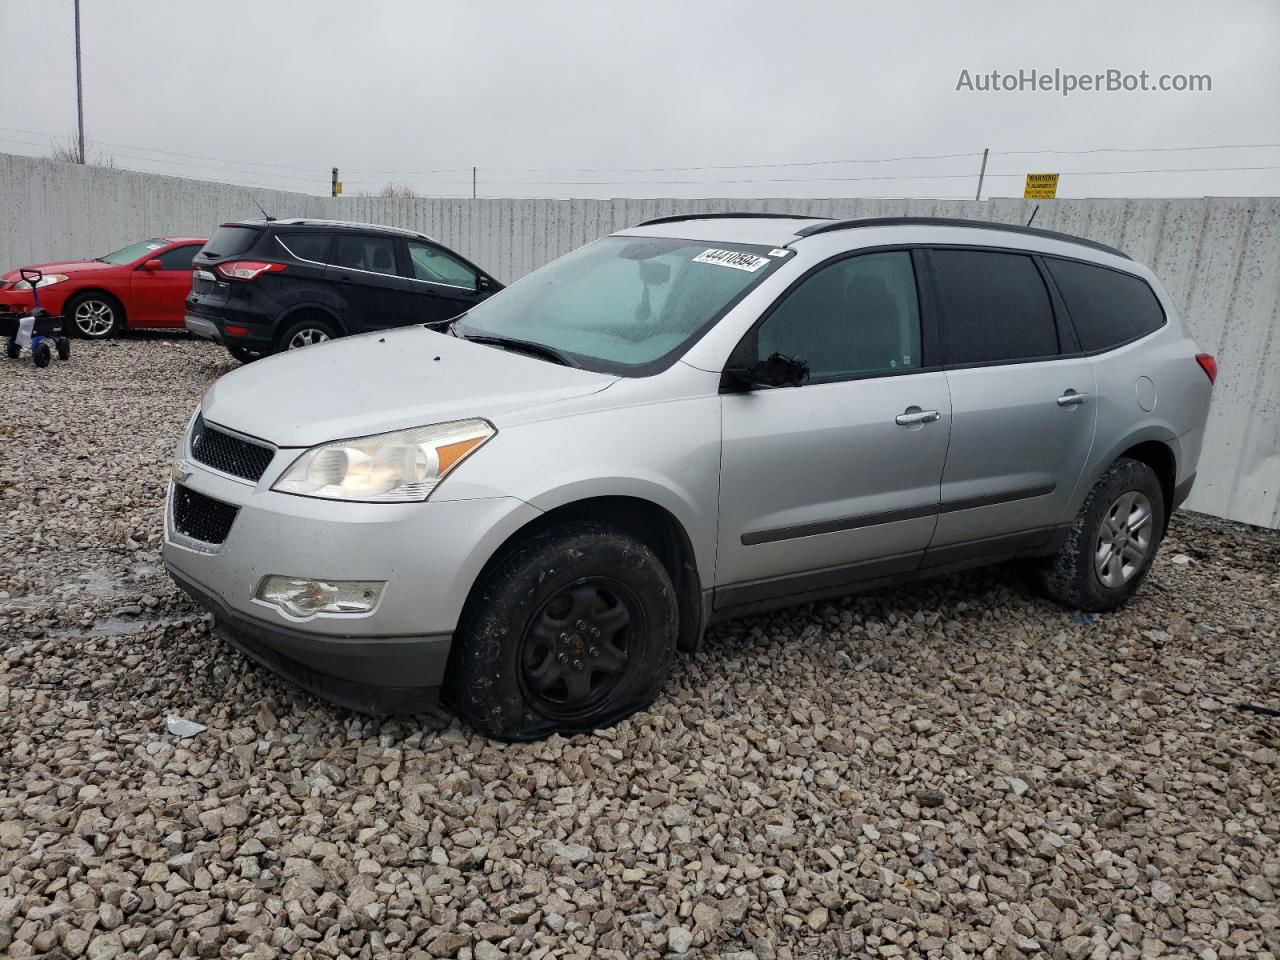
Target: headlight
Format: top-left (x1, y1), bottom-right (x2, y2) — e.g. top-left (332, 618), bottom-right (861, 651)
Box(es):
top-left (12, 274), bottom-right (69, 290)
top-left (272, 418), bottom-right (495, 502)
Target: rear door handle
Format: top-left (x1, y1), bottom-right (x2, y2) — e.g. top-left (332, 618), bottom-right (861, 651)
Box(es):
top-left (1056, 391), bottom-right (1090, 406)
top-left (895, 409), bottom-right (941, 426)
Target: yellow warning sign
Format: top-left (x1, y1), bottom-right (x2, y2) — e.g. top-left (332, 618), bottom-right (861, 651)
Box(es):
top-left (1024, 173), bottom-right (1059, 199)
top-left (334, 181), bottom-right (344, 196)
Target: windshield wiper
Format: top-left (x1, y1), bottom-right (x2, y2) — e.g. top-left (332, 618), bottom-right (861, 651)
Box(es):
top-left (461, 333), bottom-right (578, 368)
top-left (423, 313), bottom-right (466, 336)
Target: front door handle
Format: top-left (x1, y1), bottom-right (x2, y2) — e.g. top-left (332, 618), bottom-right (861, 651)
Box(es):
top-left (895, 408), bottom-right (941, 426)
top-left (1056, 391), bottom-right (1090, 406)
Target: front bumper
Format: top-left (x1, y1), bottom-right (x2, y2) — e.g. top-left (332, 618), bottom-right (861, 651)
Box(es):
top-left (170, 566), bottom-right (451, 713)
top-left (162, 432), bottom-right (543, 712)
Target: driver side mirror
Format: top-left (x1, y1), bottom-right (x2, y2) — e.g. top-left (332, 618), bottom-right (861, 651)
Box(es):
top-left (724, 352), bottom-right (810, 390)
top-left (143, 259), bottom-right (164, 271)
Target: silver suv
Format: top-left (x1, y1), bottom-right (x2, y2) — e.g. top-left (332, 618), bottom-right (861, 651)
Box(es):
top-left (164, 214), bottom-right (1215, 740)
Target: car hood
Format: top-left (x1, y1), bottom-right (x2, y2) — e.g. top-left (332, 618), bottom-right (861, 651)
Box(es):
top-left (1, 259), bottom-right (118, 282)
top-left (200, 326), bottom-right (619, 448)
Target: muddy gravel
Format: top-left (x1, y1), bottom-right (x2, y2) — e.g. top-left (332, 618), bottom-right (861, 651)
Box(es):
top-left (1, 336), bottom-right (1278, 960)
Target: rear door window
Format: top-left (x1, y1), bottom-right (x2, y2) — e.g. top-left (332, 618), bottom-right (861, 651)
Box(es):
top-left (333, 235), bottom-right (399, 276)
top-left (406, 240), bottom-right (478, 289)
top-left (756, 251), bottom-right (923, 380)
top-left (931, 249), bottom-right (1059, 364)
top-left (202, 226), bottom-right (261, 258)
top-left (276, 232), bottom-right (333, 264)
top-left (1045, 258), bottom-right (1165, 351)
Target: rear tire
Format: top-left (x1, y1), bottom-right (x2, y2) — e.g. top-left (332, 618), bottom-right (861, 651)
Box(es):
top-left (32, 341), bottom-right (51, 368)
top-left (279, 317), bottom-right (337, 351)
top-left (1039, 457), bottom-right (1165, 612)
top-left (227, 345), bottom-right (261, 364)
top-left (5, 338), bottom-right (18, 359)
top-left (448, 522), bottom-right (678, 741)
top-left (56, 337), bottom-right (71, 361)
top-left (66, 293), bottom-right (122, 339)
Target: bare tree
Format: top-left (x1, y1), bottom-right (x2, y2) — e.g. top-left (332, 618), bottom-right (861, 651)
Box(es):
top-left (48, 135), bottom-right (115, 167)
top-left (376, 183), bottom-right (419, 198)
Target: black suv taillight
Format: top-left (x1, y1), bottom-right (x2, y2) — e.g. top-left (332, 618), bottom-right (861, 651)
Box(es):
top-left (217, 261), bottom-right (287, 281)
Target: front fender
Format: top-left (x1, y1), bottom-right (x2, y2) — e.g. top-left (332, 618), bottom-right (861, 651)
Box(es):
top-left (439, 395), bottom-right (722, 584)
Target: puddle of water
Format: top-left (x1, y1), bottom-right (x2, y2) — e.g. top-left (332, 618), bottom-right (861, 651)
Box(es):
top-left (49, 613), bottom-right (209, 640)
top-left (77, 568), bottom-right (128, 598)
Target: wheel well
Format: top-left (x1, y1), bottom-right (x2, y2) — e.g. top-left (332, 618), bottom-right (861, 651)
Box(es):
top-left (471, 496), bottom-right (705, 653)
top-left (275, 307), bottom-right (344, 348)
top-left (1118, 440), bottom-right (1176, 528)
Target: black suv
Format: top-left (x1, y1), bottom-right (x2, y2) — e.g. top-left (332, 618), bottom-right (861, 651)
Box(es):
top-left (185, 219), bottom-right (502, 362)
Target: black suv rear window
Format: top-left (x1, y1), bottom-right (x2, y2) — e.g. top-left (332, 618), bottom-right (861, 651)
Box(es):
top-left (276, 233), bottom-right (332, 263)
top-left (203, 226), bottom-right (261, 258)
top-left (1045, 258), bottom-right (1165, 352)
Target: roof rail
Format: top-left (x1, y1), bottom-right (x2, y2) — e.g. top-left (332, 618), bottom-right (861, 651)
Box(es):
top-left (637, 212), bottom-right (831, 227)
top-left (793, 216), bottom-right (1129, 259)
top-left (273, 218), bottom-right (433, 240)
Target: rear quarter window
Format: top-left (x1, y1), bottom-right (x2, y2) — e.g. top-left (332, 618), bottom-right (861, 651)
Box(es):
top-left (202, 226), bottom-right (261, 258)
top-left (276, 233), bottom-right (332, 263)
top-left (1045, 258), bottom-right (1166, 352)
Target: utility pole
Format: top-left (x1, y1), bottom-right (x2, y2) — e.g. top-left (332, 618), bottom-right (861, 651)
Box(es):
top-left (974, 147), bottom-right (989, 201)
top-left (74, 0), bottom-right (85, 163)
top-left (472, 166), bottom-right (476, 200)
top-left (331, 167), bottom-right (340, 198)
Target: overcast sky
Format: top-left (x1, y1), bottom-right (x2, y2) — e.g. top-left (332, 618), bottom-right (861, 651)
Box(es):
top-left (2, 0), bottom-right (1278, 200)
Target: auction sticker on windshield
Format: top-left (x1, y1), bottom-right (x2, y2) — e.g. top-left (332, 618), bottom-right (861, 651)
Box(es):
top-left (692, 248), bottom-right (771, 272)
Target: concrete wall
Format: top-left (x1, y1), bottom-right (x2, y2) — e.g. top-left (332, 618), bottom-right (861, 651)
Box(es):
top-left (3, 152), bottom-right (1278, 528)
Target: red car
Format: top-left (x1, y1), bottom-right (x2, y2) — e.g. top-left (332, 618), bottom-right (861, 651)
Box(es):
top-left (0, 237), bottom-right (207, 339)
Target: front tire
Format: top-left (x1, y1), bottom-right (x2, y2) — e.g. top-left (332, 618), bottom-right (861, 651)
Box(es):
top-left (66, 293), bottom-right (122, 339)
top-left (32, 341), bottom-right (51, 368)
top-left (449, 522), bottom-right (679, 741)
top-left (1039, 458), bottom-right (1165, 612)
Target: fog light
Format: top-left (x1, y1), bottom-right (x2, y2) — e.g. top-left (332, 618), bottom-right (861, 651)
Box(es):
top-left (255, 576), bottom-right (384, 618)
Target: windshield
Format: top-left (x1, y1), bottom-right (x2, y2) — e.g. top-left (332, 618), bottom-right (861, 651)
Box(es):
top-left (455, 236), bottom-right (783, 375)
top-left (98, 239), bottom-right (169, 264)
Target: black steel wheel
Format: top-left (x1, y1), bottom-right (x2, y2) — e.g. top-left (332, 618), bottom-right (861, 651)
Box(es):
top-left (519, 578), bottom-right (640, 721)
top-left (449, 522), bottom-right (678, 740)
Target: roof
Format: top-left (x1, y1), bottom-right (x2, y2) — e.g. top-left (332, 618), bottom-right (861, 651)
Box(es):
top-left (624, 213), bottom-right (1128, 260)
top-left (162, 237), bottom-right (207, 244)
top-left (226, 218), bottom-right (437, 242)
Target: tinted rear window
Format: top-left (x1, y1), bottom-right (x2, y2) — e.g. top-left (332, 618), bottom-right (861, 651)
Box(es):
top-left (276, 233), bottom-right (332, 263)
top-left (203, 226), bottom-right (261, 258)
top-left (932, 249), bottom-right (1059, 364)
top-left (1046, 258), bottom-right (1165, 352)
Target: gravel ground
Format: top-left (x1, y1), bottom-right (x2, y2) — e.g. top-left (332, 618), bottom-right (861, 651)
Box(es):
top-left (1, 337), bottom-right (1278, 960)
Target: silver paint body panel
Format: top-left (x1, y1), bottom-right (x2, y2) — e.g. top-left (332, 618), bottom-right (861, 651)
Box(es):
top-left (165, 218), bottom-right (1212, 645)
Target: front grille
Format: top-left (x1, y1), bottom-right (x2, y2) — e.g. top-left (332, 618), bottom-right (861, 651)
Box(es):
top-left (173, 485), bottom-right (239, 545)
top-left (190, 414), bottom-right (274, 482)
